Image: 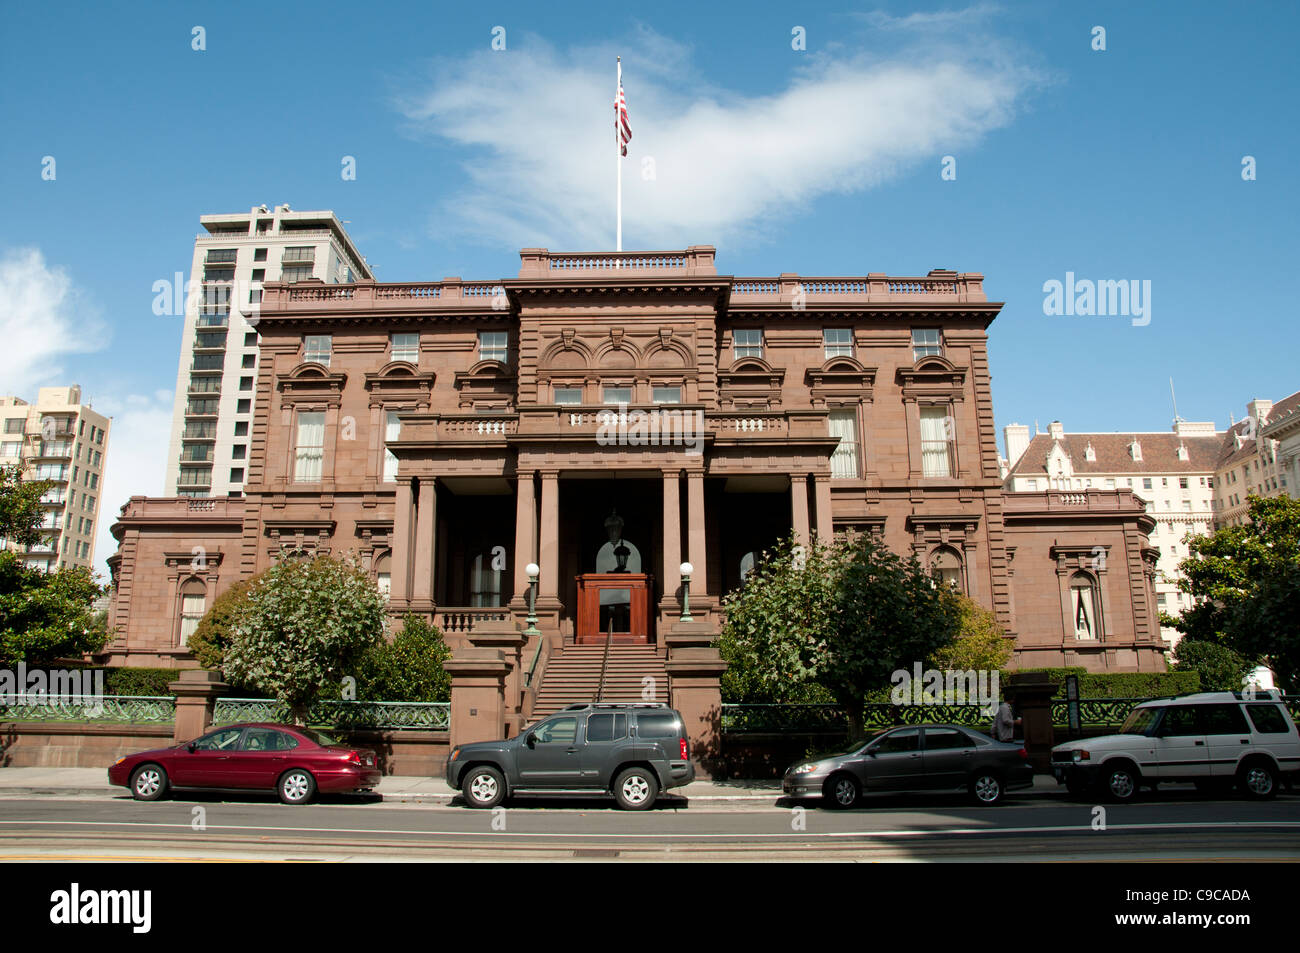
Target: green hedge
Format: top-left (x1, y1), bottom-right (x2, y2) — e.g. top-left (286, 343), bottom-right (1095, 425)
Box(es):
top-left (1008, 667), bottom-right (1201, 699)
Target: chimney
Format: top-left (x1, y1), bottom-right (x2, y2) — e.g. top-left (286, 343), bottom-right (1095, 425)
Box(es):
top-left (1048, 420), bottom-right (1065, 440)
top-left (1246, 399), bottom-right (1274, 427)
top-left (1003, 423), bottom-right (1031, 470)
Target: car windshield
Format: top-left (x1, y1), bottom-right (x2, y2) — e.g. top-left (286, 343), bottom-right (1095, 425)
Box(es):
top-left (297, 728), bottom-right (339, 747)
top-left (1120, 707), bottom-right (1160, 735)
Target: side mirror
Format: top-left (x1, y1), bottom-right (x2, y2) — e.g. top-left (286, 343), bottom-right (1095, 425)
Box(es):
top-left (186, 743), bottom-right (197, 753)
top-left (865, 748), bottom-right (877, 757)
top-left (525, 734), bottom-right (536, 749)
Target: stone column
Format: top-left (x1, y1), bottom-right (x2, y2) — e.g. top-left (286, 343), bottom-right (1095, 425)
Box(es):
top-left (412, 477), bottom-right (436, 606)
top-left (168, 669), bottom-right (229, 744)
top-left (686, 469), bottom-right (707, 599)
top-left (661, 470), bottom-right (682, 614)
top-left (538, 470), bottom-right (559, 601)
top-left (390, 478), bottom-right (414, 605)
top-left (445, 648), bottom-right (511, 749)
top-left (511, 471), bottom-right (536, 605)
top-left (813, 475), bottom-right (833, 541)
top-left (790, 474), bottom-right (810, 546)
top-left (468, 622), bottom-right (528, 737)
top-left (664, 621), bottom-right (727, 778)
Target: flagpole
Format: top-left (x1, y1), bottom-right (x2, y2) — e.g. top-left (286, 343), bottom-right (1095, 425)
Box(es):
top-left (616, 56), bottom-right (623, 253)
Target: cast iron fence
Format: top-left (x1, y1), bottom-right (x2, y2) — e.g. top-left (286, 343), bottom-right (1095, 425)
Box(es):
top-left (212, 698), bottom-right (450, 731)
top-left (0, 694), bottom-right (176, 724)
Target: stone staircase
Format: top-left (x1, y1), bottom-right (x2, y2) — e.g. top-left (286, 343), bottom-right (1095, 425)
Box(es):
top-left (531, 644), bottom-right (670, 718)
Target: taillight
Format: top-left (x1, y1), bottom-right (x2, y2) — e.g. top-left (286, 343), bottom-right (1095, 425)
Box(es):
top-left (346, 750), bottom-right (362, 764)
top-left (1017, 747), bottom-right (1028, 760)
top-left (679, 738), bottom-right (689, 760)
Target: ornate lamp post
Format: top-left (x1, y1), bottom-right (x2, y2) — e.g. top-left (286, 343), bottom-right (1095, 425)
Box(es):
top-left (679, 561), bottom-right (694, 622)
top-left (523, 562), bottom-right (541, 636)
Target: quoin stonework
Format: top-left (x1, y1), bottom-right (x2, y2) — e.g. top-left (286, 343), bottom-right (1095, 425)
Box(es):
top-left (105, 245), bottom-right (1167, 751)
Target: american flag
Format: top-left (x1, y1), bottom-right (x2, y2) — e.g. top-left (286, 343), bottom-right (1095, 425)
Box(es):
top-left (616, 76), bottom-right (631, 156)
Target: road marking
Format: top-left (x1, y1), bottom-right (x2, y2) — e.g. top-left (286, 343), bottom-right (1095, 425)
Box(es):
top-left (1, 819), bottom-right (1298, 839)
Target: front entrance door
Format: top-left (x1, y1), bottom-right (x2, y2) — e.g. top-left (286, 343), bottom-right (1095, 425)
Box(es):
top-left (575, 573), bottom-right (654, 643)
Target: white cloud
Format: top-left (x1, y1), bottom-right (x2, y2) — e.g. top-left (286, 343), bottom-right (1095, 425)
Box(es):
top-left (395, 22), bottom-right (1039, 250)
top-left (91, 389), bottom-right (173, 583)
top-left (0, 248), bottom-right (104, 396)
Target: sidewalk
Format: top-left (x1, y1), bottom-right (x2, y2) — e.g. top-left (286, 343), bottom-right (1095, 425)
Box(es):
top-left (0, 767), bottom-right (1062, 801)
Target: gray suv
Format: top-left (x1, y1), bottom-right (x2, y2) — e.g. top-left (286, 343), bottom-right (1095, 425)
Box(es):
top-left (446, 703), bottom-right (696, 810)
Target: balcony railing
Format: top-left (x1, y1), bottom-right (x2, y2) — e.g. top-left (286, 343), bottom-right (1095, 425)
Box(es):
top-left (439, 607), bottom-right (510, 634)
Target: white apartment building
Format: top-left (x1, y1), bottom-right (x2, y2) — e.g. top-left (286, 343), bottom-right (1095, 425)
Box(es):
top-left (1261, 395), bottom-right (1300, 503)
top-left (164, 205), bottom-right (372, 497)
top-left (1003, 418), bottom-right (1222, 649)
top-left (1214, 392), bottom-right (1300, 527)
top-left (0, 386), bottom-right (111, 572)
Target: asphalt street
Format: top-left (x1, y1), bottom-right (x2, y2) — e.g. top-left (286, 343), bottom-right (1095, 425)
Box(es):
top-left (1, 788), bottom-right (1297, 861)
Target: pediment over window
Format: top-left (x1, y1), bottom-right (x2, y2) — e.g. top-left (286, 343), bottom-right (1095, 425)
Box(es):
top-left (365, 362), bottom-right (436, 410)
top-left (718, 359), bottom-right (785, 410)
top-left (806, 358), bottom-right (876, 406)
top-left (453, 360), bottom-right (517, 411)
top-left (264, 519), bottom-right (336, 557)
top-left (278, 364), bottom-right (347, 408)
top-left (896, 358), bottom-right (967, 401)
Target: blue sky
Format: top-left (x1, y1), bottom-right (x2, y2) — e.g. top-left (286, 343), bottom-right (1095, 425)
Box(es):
top-left (1, 0), bottom-right (1297, 579)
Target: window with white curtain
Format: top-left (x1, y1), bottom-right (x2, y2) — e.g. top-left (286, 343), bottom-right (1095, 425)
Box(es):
top-left (304, 335), bottom-right (331, 366)
top-left (1071, 572), bottom-right (1100, 640)
top-left (391, 333), bottom-right (419, 363)
top-left (294, 412), bottom-right (325, 482)
top-left (470, 551), bottom-right (503, 607)
top-left (179, 586), bottom-right (206, 644)
top-left (383, 412), bottom-right (401, 482)
top-left (828, 409), bottom-right (859, 479)
top-left (824, 328), bottom-right (853, 359)
top-left (920, 406), bottom-right (953, 477)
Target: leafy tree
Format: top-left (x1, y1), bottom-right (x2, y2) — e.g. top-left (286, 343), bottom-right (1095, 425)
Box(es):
top-left (721, 533), bottom-right (962, 737)
top-left (1171, 639), bottom-right (1255, 693)
top-left (928, 593), bottom-right (1013, 672)
top-left (187, 576), bottom-right (258, 673)
top-left (0, 463), bottom-right (106, 665)
top-left (355, 614), bottom-right (452, 702)
top-left (1172, 495), bottom-right (1300, 691)
top-left (222, 553), bottom-right (387, 723)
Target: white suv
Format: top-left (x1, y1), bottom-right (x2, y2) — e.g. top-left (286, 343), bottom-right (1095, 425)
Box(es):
top-left (1051, 691), bottom-right (1300, 802)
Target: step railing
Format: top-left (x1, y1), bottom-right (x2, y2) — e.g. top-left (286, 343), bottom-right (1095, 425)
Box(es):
top-left (595, 620), bottom-right (613, 702)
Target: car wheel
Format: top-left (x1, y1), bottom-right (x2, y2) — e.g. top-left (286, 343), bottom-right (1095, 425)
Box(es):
top-left (129, 764), bottom-right (168, 802)
top-left (1101, 762), bottom-right (1140, 803)
top-left (613, 767), bottom-right (659, 810)
top-left (824, 773), bottom-right (860, 809)
top-left (970, 771), bottom-right (1003, 805)
top-left (278, 769), bottom-right (317, 805)
top-left (461, 766), bottom-right (506, 809)
top-left (1238, 760), bottom-right (1279, 800)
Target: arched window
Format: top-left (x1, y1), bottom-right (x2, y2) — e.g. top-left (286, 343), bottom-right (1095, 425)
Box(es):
top-left (470, 550), bottom-right (503, 607)
top-left (930, 547), bottom-right (964, 592)
top-left (1070, 571), bottom-right (1101, 640)
top-left (374, 552), bottom-right (392, 602)
top-left (178, 578), bottom-right (206, 646)
top-left (739, 551), bottom-right (756, 584)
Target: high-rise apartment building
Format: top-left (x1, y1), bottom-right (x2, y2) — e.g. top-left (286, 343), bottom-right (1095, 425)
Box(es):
top-left (0, 386), bottom-right (111, 572)
top-left (1213, 392), bottom-right (1300, 527)
top-left (1003, 418), bottom-right (1222, 648)
top-left (164, 205), bottom-right (372, 497)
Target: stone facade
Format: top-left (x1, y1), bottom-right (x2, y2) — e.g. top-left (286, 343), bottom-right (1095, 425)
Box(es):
top-left (105, 246), bottom-right (1165, 684)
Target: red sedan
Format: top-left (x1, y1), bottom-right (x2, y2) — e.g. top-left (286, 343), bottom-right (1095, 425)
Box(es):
top-left (108, 722), bottom-right (382, 805)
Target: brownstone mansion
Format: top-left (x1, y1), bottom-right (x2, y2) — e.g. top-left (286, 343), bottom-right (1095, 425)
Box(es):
top-left (105, 246), bottom-right (1163, 751)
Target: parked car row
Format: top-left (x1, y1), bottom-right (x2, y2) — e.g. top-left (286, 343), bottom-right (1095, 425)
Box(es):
top-left (107, 692), bottom-right (1300, 809)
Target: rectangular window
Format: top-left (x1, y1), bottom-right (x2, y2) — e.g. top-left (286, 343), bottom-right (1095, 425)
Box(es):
top-left (391, 333), bottom-right (420, 363)
top-left (1104, 478), bottom-right (1115, 489)
top-left (603, 387), bottom-right (632, 405)
top-left (828, 409), bottom-right (859, 479)
top-left (281, 265), bottom-right (313, 283)
top-left (823, 328), bottom-right (853, 359)
top-left (248, 288), bottom-right (263, 304)
top-left (733, 329), bottom-right (763, 359)
top-left (234, 421), bottom-right (248, 437)
top-left (919, 407), bottom-right (954, 477)
top-left (282, 246), bottom-right (315, 263)
top-left (4, 419), bottom-right (23, 434)
top-left (254, 248), bottom-right (267, 262)
top-left (230, 468), bottom-right (244, 483)
top-left (232, 445), bottom-right (246, 460)
top-left (479, 331), bottom-right (508, 363)
top-left (1026, 479), bottom-right (1038, 490)
top-left (242, 353), bottom-right (256, 368)
top-left (239, 376), bottom-right (253, 391)
top-left (251, 269), bottom-right (265, 282)
top-left (553, 387), bottom-right (583, 405)
top-left (0, 441), bottom-right (19, 458)
top-left (244, 332), bottom-right (258, 347)
top-left (652, 387), bottom-right (681, 405)
top-left (180, 593), bottom-right (206, 642)
top-left (912, 328), bottom-right (942, 360)
top-left (383, 412), bottom-right (400, 483)
top-left (187, 398), bottom-right (219, 415)
top-left (237, 399), bottom-right (251, 414)
top-left (294, 412), bottom-right (326, 482)
top-left (304, 335), bottom-right (331, 366)
top-left (1143, 478), bottom-right (1153, 490)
